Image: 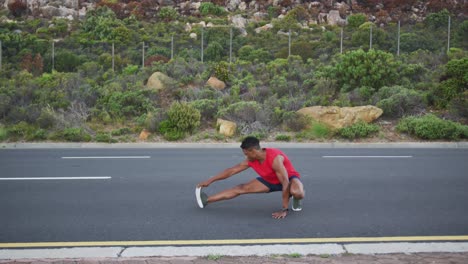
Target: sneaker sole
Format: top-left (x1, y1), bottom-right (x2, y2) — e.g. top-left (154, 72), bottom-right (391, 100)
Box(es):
top-left (292, 207), bottom-right (302, 212)
top-left (195, 187), bottom-right (204, 208)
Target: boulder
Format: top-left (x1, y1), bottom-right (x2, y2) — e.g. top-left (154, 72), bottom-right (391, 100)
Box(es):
top-left (146, 72), bottom-right (174, 90)
top-left (327, 10), bottom-right (347, 26)
top-left (206, 76), bottom-right (226, 91)
top-left (217, 119), bottom-right (237, 137)
top-left (297, 106), bottom-right (383, 129)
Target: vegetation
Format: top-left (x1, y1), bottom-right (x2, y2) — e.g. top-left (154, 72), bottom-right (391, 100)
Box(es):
top-left (0, 6), bottom-right (466, 143)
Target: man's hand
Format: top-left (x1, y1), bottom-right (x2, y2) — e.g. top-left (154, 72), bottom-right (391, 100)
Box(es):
top-left (197, 180), bottom-right (211, 188)
top-left (272, 209), bottom-right (288, 219)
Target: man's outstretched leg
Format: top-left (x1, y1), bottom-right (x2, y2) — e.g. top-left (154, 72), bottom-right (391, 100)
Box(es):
top-left (196, 179), bottom-right (269, 208)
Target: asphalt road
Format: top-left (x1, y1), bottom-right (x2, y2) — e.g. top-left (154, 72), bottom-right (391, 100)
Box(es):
top-left (1, 147), bottom-right (467, 244)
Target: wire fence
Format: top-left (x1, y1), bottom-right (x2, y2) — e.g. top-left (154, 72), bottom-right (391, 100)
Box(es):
top-left (0, 16), bottom-right (462, 73)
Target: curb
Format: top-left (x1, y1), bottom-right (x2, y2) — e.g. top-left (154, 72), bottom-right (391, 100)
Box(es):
top-left (1, 242), bottom-right (468, 259)
top-left (1, 142), bottom-right (468, 149)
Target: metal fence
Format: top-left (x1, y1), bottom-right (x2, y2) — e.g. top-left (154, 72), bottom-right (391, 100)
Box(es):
top-left (0, 16), bottom-right (461, 73)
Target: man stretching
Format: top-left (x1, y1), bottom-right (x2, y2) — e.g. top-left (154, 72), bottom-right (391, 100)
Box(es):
top-left (196, 136), bottom-right (305, 219)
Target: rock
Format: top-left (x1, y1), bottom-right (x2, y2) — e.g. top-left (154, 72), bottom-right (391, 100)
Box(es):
top-left (217, 119), bottom-right (237, 137)
top-left (238, 2), bottom-right (247, 11)
top-left (184, 22), bottom-right (192, 32)
top-left (139, 129), bottom-right (151, 140)
top-left (231, 14), bottom-right (247, 29)
top-left (227, 0), bottom-right (241, 11)
top-left (255, 23), bottom-right (273, 33)
top-left (297, 106), bottom-right (383, 129)
top-left (189, 33), bottom-right (197, 39)
top-left (146, 72), bottom-right (174, 90)
top-left (327, 10), bottom-right (347, 26)
top-left (206, 76), bottom-right (226, 91)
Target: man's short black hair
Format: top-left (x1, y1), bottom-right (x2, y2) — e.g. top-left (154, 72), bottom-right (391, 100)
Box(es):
top-left (240, 136), bottom-right (260, 150)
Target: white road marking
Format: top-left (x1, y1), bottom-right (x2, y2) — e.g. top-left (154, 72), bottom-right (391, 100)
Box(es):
top-left (322, 156), bottom-right (413, 158)
top-left (61, 156), bottom-right (150, 159)
top-left (0, 177), bottom-right (111, 181)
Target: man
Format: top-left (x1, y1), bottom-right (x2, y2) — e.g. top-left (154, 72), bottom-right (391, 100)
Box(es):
top-left (196, 136), bottom-right (305, 219)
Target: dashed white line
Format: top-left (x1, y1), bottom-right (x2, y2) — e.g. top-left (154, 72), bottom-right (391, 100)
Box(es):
top-left (0, 177), bottom-right (112, 181)
top-left (322, 156), bottom-right (413, 158)
top-left (61, 156), bottom-right (150, 159)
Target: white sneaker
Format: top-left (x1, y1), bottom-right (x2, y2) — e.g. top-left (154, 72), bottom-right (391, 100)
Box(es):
top-left (195, 187), bottom-right (208, 208)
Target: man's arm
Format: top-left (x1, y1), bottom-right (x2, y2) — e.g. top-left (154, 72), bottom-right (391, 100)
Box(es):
top-left (271, 155), bottom-right (290, 219)
top-left (197, 160), bottom-right (249, 187)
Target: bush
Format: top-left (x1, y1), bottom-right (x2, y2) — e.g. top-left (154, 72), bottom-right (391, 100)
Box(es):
top-left (217, 101), bottom-right (261, 125)
top-left (348, 13), bottom-right (367, 28)
top-left (396, 114), bottom-right (466, 140)
top-left (373, 86), bottom-right (426, 117)
top-left (324, 49), bottom-right (399, 93)
top-left (338, 122), bottom-right (380, 139)
top-left (199, 3), bottom-right (226, 16)
top-left (7, 121), bottom-right (35, 139)
top-left (63, 128), bottom-right (92, 142)
top-left (0, 126), bottom-right (8, 141)
top-left (275, 134), bottom-right (291, 141)
top-left (95, 132), bottom-right (116, 143)
top-left (296, 122), bottom-right (332, 140)
top-left (282, 112), bottom-right (311, 132)
top-left (111, 127), bottom-right (132, 136)
top-left (26, 129), bottom-right (47, 141)
top-left (167, 102), bottom-right (201, 134)
top-left (158, 7), bottom-right (178, 22)
top-left (190, 99), bottom-right (219, 123)
top-left (36, 107), bottom-right (56, 129)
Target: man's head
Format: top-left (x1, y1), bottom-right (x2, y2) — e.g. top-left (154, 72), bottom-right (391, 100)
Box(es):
top-left (241, 136), bottom-right (261, 161)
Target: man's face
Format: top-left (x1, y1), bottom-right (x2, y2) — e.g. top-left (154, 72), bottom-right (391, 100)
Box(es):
top-left (242, 147), bottom-right (257, 161)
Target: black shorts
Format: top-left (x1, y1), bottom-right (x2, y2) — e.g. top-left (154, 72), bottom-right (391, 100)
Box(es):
top-left (256, 176), bottom-right (301, 193)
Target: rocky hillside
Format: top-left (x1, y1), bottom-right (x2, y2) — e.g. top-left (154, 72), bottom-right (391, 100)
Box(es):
top-left (1, 0), bottom-right (467, 26)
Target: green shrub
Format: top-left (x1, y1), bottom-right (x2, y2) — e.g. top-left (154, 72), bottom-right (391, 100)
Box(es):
top-left (190, 99), bottom-right (219, 122)
top-left (63, 128), bottom-right (92, 142)
top-left (111, 127), bottom-right (132, 136)
top-left (397, 114), bottom-right (466, 140)
top-left (26, 129), bottom-right (47, 141)
top-left (296, 122), bottom-right (332, 140)
top-left (347, 13), bottom-right (367, 28)
top-left (36, 107), bottom-right (56, 129)
top-left (275, 134), bottom-right (291, 141)
top-left (199, 3), bottom-right (226, 16)
top-left (338, 122), bottom-right (380, 139)
top-left (0, 126), bottom-right (8, 141)
top-left (7, 122), bottom-right (35, 139)
top-left (163, 129), bottom-right (186, 141)
top-left (95, 132), bottom-right (115, 143)
top-left (374, 86), bottom-right (426, 117)
top-left (158, 7), bottom-right (178, 21)
top-left (167, 102), bottom-right (201, 134)
top-left (282, 112), bottom-right (311, 132)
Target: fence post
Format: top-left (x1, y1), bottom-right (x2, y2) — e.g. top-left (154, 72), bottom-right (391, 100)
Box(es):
top-left (369, 24), bottom-right (373, 50)
top-left (397, 21), bottom-right (400, 56)
top-left (171, 35), bottom-right (174, 60)
top-left (142, 42), bottom-right (145, 68)
top-left (112, 42), bottom-right (115, 72)
top-left (447, 15), bottom-right (451, 54)
top-left (201, 27), bottom-right (204, 63)
top-left (52, 41), bottom-right (55, 71)
top-left (288, 29), bottom-right (291, 57)
top-left (229, 27), bottom-right (233, 64)
top-left (0, 40), bottom-right (2, 71)
top-left (340, 27), bottom-right (343, 54)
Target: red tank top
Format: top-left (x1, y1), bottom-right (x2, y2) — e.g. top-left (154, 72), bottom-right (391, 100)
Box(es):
top-left (247, 148), bottom-right (300, 184)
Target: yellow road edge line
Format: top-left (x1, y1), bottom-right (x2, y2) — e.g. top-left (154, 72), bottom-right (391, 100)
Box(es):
top-left (1, 236), bottom-right (468, 248)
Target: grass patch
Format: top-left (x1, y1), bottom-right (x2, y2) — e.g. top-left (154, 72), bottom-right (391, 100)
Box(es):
top-left (296, 122), bottom-right (332, 140)
top-left (206, 254), bottom-right (223, 260)
top-left (0, 126), bottom-right (8, 141)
